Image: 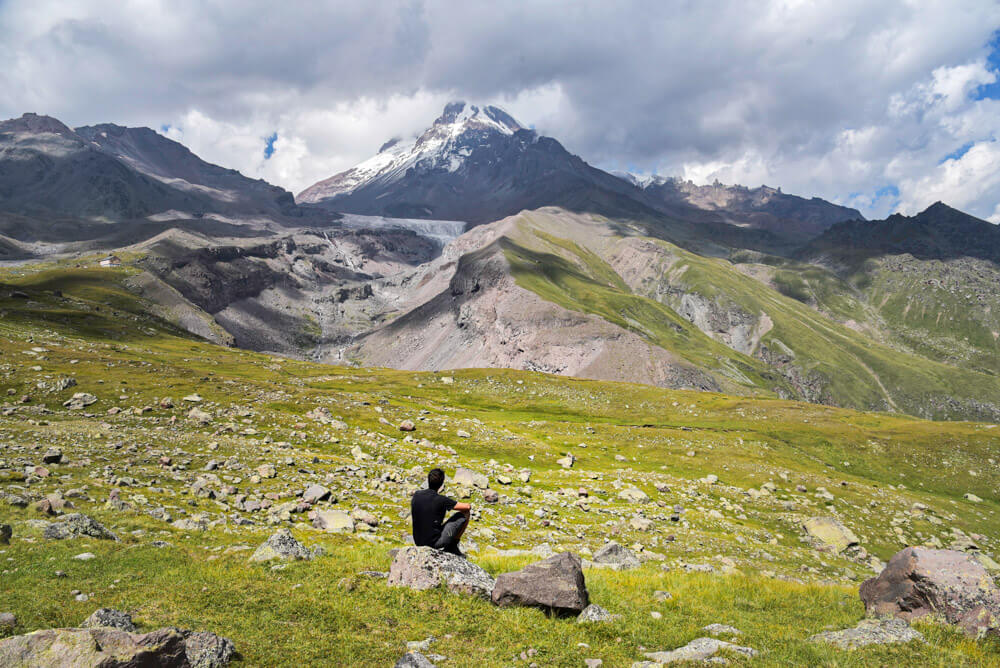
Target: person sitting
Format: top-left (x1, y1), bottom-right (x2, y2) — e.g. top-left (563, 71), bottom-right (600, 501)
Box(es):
top-left (410, 468), bottom-right (471, 557)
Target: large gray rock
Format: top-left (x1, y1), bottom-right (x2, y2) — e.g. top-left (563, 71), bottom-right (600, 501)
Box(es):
top-left (803, 517), bottom-right (860, 553)
top-left (0, 627), bottom-right (187, 666)
top-left (809, 618), bottom-right (923, 649)
top-left (388, 546), bottom-right (495, 599)
top-left (301, 484), bottom-right (331, 504)
top-left (43, 514), bottom-right (118, 541)
top-left (492, 552), bottom-right (589, 615)
top-left (250, 529), bottom-right (313, 562)
top-left (184, 630), bottom-right (236, 668)
top-left (82, 608), bottom-right (136, 632)
top-left (63, 393), bottom-right (97, 410)
top-left (452, 467), bottom-right (488, 489)
top-left (860, 547), bottom-right (1000, 638)
top-left (643, 637), bottom-right (758, 664)
top-left (592, 541), bottom-right (640, 570)
top-left (312, 510), bottom-right (354, 534)
top-left (395, 651), bottom-right (436, 667)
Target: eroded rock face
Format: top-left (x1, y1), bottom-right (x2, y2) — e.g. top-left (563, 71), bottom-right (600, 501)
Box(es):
top-left (859, 547), bottom-right (1000, 638)
top-left (0, 627), bottom-right (187, 667)
top-left (491, 552), bottom-right (589, 615)
top-left (43, 514), bottom-right (118, 541)
top-left (387, 546), bottom-right (495, 599)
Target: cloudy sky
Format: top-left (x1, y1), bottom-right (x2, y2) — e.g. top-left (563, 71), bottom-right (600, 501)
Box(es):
top-left (2, 0), bottom-right (999, 221)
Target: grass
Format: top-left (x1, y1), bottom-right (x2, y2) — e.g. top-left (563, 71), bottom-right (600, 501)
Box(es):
top-left (1, 259), bottom-right (1000, 666)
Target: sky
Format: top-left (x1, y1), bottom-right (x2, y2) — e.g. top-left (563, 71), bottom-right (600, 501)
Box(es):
top-left (2, 1), bottom-right (1000, 221)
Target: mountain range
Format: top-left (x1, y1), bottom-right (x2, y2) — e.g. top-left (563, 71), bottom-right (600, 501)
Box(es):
top-left (0, 103), bottom-right (996, 420)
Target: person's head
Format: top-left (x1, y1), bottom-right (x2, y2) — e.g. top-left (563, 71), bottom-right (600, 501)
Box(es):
top-left (428, 468), bottom-right (445, 491)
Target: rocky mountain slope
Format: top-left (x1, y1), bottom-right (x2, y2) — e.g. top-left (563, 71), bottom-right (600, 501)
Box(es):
top-left (616, 173), bottom-right (863, 243)
top-left (0, 113), bottom-right (331, 260)
top-left (342, 208), bottom-right (1000, 421)
top-left (297, 103), bottom-right (861, 248)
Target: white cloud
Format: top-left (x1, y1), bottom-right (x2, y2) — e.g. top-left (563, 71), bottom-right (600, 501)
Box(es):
top-left (1, 0), bottom-right (999, 219)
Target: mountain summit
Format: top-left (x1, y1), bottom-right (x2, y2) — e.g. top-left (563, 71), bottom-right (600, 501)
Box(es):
top-left (297, 101), bottom-right (652, 224)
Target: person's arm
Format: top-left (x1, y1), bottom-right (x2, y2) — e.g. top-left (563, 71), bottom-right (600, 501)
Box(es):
top-left (454, 502), bottom-right (471, 514)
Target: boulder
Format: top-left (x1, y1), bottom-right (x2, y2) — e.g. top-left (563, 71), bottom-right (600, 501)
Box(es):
top-left (82, 608), bottom-right (136, 632)
top-left (618, 487), bottom-right (649, 503)
top-left (809, 618), bottom-right (923, 649)
top-left (302, 484), bottom-right (331, 504)
top-left (312, 510), bottom-right (354, 534)
top-left (592, 541), bottom-right (640, 570)
top-left (643, 637), bottom-right (758, 664)
top-left (388, 546), bottom-right (495, 599)
top-left (250, 529), bottom-right (313, 562)
top-left (399, 420), bottom-right (416, 432)
top-left (453, 467), bottom-right (488, 489)
top-left (860, 547), bottom-right (1000, 637)
top-left (492, 552), bottom-right (589, 615)
top-left (187, 407), bottom-right (213, 423)
top-left (43, 514), bottom-right (118, 541)
top-left (803, 517), bottom-right (859, 553)
top-left (578, 604), bottom-right (618, 623)
top-left (63, 393), bottom-right (97, 410)
top-left (395, 651), bottom-right (436, 667)
top-left (0, 627), bottom-right (187, 667)
top-left (184, 630), bottom-right (236, 668)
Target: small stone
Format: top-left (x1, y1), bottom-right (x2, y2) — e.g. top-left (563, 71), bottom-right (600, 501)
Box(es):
top-left (577, 604), bottom-right (618, 623)
top-left (592, 541), bottom-right (640, 570)
top-left (394, 652), bottom-right (436, 668)
top-left (0, 613), bottom-right (15, 630)
top-left (644, 637), bottom-right (758, 664)
top-left (82, 608), bottom-right (136, 632)
top-left (483, 489), bottom-right (499, 503)
top-left (73, 552), bottom-right (96, 561)
top-left (41, 448), bottom-right (63, 464)
top-left (456, 430), bottom-right (471, 438)
top-left (399, 420), bottom-right (416, 432)
top-left (702, 624), bottom-right (741, 637)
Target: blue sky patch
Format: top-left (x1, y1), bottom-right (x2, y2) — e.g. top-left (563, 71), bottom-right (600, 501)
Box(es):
top-left (263, 132), bottom-right (278, 159)
top-left (940, 142), bottom-right (973, 164)
top-left (973, 29), bottom-right (1000, 100)
top-left (160, 124), bottom-right (172, 134)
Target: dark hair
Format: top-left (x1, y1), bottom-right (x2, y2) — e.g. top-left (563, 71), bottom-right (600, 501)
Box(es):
top-left (428, 468), bottom-right (445, 490)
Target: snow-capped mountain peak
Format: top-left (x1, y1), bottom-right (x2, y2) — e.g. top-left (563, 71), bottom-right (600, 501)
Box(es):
top-left (298, 102), bottom-right (529, 204)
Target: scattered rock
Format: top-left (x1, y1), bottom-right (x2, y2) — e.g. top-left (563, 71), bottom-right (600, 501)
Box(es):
top-left (0, 524), bottom-right (10, 545)
top-left (250, 529), bottom-right (313, 562)
top-left (41, 448), bottom-right (63, 464)
top-left (456, 430), bottom-right (471, 439)
top-left (483, 489), bottom-right (499, 503)
top-left (312, 510), bottom-right (354, 533)
top-left (0, 627), bottom-right (187, 666)
top-left (453, 467), bottom-right (488, 489)
top-left (82, 608), bottom-right (136, 632)
top-left (492, 552), bottom-right (589, 615)
top-left (43, 514), bottom-right (118, 541)
top-left (394, 651), bottom-right (436, 667)
top-left (399, 420), bottom-right (416, 432)
top-left (618, 488), bottom-right (649, 503)
top-left (184, 630), bottom-right (236, 668)
top-left (592, 541), bottom-right (640, 570)
top-left (578, 604), bottom-right (618, 623)
top-left (809, 618), bottom-right (923, 649)
top-left (860, 547), bottom-right (1000, 638)
top-left (187, 407), bottom-right (213, 423)
top-left (802, 517), bottom-right (859, 553)
top-left (643, 637), bottom-right (758, 664)
top-left (702, 623), bottom-right (741, 637)
top-left (387, 546), bottom-right (495, 599)
top-left (964, 493), bottom-right (983, 503)
top-left (0, 613), bottom-right (15, 631)
top-left (301, 484), bottom-right (331, 504)
top-left (63, 393), bottom-right (97, 410)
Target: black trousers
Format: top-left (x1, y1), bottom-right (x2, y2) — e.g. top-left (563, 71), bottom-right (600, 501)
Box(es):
top-left (433, 512), bottom-right (467, 554)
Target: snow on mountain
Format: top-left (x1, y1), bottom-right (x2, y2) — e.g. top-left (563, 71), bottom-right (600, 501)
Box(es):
top-left (298, 102), bottom-right (525, 204)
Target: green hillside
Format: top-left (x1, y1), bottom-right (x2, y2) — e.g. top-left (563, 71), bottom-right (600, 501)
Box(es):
top-left (1, 260), bottom-right (999, 665)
